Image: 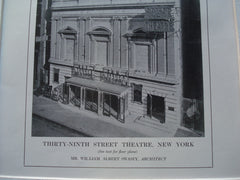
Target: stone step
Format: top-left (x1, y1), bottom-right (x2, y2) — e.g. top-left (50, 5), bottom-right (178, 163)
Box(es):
top-left (135, 116), bottom-right (171, 134)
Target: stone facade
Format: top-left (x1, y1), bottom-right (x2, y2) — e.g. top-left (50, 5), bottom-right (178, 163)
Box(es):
top-left (48, 0), bottom-right (182, 133)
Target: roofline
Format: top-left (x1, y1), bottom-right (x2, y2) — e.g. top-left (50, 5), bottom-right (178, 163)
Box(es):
top-left (51, 2), bottom-right (175, 11)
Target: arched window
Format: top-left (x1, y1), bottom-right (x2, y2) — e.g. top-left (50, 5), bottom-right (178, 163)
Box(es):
top-left (88, 27), bottom-right (111, 67)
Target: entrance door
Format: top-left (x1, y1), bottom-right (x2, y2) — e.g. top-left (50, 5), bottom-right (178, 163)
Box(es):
top-left (103, 93), bottom-right (110, 116)
top-left (103, 93), bottom-right (120, 120)
top-left (70, 86), bottom-right (81, 107)
top-left (147, 94), bottom-right (165, 123)
top-left (85, 89), bottom-right (98, 113)
top-left (110, 95), bottom-right (118, 119)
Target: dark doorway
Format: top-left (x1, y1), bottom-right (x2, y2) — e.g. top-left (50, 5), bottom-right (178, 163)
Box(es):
top-left (85, 89), bottom-right (98, 113)
top-left (103, 93), bottom-right (111, 116)
top-left (103, 93), bottom-right (119, 120)
top-left (147, 95), bottom-right (165, 123)
top-left (70, 86), bottom-right (81, 107)
top-left (110, 95), bottom-right (119, 119)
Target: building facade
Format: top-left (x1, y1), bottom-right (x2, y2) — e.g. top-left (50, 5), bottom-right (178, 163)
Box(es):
top-left (48, 0), bottom-right (182, 134)
top-left (34, 0), bottom-right (52, 88)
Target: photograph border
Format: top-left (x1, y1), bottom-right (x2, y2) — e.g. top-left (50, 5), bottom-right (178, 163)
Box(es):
top-left (23, 0), bottom-right (214, 169)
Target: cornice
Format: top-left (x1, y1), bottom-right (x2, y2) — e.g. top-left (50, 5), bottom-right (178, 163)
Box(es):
top-left (51, 2), bottom-right (175, 12)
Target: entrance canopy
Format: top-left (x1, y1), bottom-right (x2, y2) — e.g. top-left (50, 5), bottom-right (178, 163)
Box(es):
top-left (66, 77), bottom-right (129, 96)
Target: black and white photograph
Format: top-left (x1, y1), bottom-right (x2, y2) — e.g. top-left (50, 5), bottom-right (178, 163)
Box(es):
top-left (2, 0), bottom-right (240, 177)
top-left (31, 0), bottom-right (204, 137)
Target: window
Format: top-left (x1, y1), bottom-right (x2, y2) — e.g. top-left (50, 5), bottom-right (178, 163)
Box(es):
top-left (88, 27), bottom-right (111, 66)
top-left (65, 38), bottom-right (75, 61)
top-left (125, 29), bottom-right (153, 73)
top-left (96, 41), bottom-right (108, 66)
top-left (53, 68), bottom-right (59, 83)
top-left (125, 29), bottom-right (167, 75)
top-left (135, 44), bottom-right (150, 72)
top-left (58, 27), bottom-right (77, 62)
top-left (132, 84), bottom-right (142, 103)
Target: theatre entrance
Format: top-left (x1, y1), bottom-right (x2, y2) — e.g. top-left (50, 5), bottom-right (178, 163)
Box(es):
top-left (85, 89), bottom-right (98, 113)
top-left (69, 86), bottom-right (81, 107)
top-left (147, 94), bottom-right (165, 123)
top-left (103, 93), bottom-right (119, 120)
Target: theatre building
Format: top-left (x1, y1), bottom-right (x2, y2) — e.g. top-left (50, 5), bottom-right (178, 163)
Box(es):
top-left (48, 0), bottom-right (183, 133)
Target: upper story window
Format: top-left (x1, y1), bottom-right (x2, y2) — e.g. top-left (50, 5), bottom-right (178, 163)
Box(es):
top-left (125, 29), bottom-right (154, 74)
top-left (88, 27), bottom-right (111, 67)
top-left (58, 26), bottom-right (77, 62)
top-left (125, 29), bottom-right (169, 77)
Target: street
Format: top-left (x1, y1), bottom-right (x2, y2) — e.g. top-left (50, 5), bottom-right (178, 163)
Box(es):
top-left (32, 114), bottom-right (90, 137)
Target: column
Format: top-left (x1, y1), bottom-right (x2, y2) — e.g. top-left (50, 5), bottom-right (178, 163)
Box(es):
top-left (81, 87), bottom-right (85, 109)
top-left (117, 97), bottom-right (120, 120)
top-left (68, 85), bottom-right (71, 103)
top-left (120, 97), bottom-right (125, 122)
top-left (97, 91), bottom-right (101, 115)
top-left (79, 87), bottom-right (81, 108)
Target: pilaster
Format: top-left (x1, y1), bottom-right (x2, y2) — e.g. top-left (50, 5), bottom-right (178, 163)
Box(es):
top-left (78, 17), bottom-right (85, 63)
top-left (85, 17), bottom-right (91, 64)
top-left (112, 17), bottom-right (121, 68)
top-left (120, 17), bottom-right (128, 69)
top-left (58, 17), bottom-right (63, 60)
top-left (50, 17), bottom-right (57, 59)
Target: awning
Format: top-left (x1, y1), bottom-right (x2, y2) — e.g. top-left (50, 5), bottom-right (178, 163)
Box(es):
top-left (66, 77), bottom-right (129, 96)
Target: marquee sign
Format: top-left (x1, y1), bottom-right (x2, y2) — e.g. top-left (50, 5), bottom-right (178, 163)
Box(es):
top-left (144, 6), bottom-right (174, 32)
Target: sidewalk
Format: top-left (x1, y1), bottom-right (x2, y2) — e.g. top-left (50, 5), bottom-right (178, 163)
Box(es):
top-left (32, 95), bottom-right (199, 137)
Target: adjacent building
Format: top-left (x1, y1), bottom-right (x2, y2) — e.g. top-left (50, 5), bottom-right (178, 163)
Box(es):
top-left (34, 0), bottom-right (52, 88)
